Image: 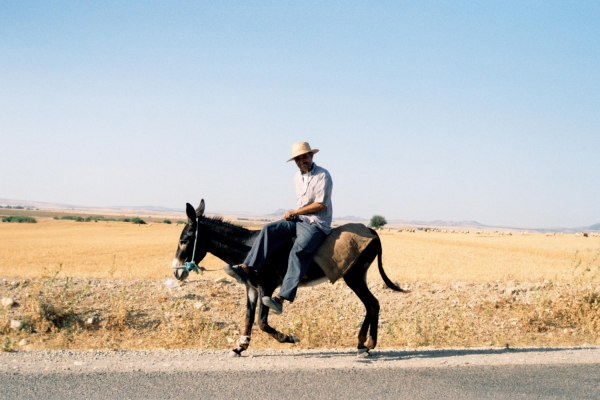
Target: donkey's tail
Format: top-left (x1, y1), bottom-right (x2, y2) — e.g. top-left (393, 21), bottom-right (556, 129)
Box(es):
top-left (370, 229), bottom-right (408, 293)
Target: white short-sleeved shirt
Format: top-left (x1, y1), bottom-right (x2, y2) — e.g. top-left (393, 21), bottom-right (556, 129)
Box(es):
top-left (294, 162), bottom-right (333, 234)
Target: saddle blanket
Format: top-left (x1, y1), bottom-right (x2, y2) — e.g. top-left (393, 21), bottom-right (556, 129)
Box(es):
top-left (313, 223), bottom-right (377, 284)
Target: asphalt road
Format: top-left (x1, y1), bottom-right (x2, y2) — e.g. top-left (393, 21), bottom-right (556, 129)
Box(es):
top-left (1, 347), bottom-right (599, 399)
top-left (2, 364), bottom-right (599, 399)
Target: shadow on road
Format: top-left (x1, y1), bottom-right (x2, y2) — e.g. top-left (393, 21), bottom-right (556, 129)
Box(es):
top-left (246, 346), bottom-right (593, 362)
top-left (373, 346), bottom-right (579, 362)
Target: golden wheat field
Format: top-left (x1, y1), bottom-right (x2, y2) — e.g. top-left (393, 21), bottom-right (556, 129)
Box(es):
top-left (0, 217), bottom-right (598, 282)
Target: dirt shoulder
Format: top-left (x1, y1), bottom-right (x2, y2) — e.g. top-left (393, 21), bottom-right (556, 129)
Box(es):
top-left (1, 347), bottom-right (599, 374)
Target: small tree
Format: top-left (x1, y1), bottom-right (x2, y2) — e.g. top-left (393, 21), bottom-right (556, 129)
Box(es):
top-left (370, 215), bottom-right (387, 229)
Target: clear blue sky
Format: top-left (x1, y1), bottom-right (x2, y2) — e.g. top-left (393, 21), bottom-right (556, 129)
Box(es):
top-left (1, 1), bottom-right (598, 228)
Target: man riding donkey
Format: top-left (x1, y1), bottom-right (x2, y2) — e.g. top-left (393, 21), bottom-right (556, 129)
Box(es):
top-left (224, 141), bottom-right (332, 314)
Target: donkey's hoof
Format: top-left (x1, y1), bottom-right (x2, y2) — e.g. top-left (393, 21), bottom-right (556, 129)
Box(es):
top-left (365, 336), bottom-right (375, 349)
top-left (229, 350), bottom-right (242, 358)
top-left (357, 348), bottom-right (370, 357)
top-left (289, 334), bottom-right (301, 344)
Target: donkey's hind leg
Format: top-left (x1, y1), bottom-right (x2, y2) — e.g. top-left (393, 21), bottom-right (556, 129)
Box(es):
top-left (258, 286), bottom-right (300, 344)
top-left (344, 266), bottom-right (380, 356)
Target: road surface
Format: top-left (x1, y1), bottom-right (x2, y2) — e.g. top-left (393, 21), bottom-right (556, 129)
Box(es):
top-left (1, 347), bottom-right (599, 399)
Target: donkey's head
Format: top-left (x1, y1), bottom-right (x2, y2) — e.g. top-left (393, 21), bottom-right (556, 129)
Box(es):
top-left (172, 200), bottom-right (207, 281)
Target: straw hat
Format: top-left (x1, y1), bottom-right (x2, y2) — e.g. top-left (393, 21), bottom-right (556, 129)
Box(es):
top-left (287, 142), bottom-right (319, 162)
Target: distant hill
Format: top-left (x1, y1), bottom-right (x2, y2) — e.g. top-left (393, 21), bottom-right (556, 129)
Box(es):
top-left (2, 198), bottom-right (598, 232)
top-left (335, 215), bottom-right (367, 221)
top-left (267, 209), bottom-right (288, 216)
top-left (107, 205), bottom-right (179, 212)
top-left (0, 198), bottom-right (81, 210)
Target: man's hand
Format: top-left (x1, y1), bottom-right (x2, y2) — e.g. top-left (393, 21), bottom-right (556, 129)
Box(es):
top-left (283, 211), bottom-right (297, 221)
top-left (283, 203), bottom-right (326, 221)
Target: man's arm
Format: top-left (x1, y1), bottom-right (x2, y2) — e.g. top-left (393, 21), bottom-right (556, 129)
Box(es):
top-left (283, 202), bottom-right (326, 221)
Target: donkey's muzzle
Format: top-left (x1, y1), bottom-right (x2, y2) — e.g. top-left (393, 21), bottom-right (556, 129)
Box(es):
top-left (174, 268), bottom-right (189, 281)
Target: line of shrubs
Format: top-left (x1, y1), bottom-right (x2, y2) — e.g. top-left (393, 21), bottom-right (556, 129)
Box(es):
top-left (53, 216), bottom-right (185, 224)
top-left (0, 205), bottom-right (34, 210)
top-left (54, 215), bottom-right (148, 224)
top-left (2, 213), bottom-right (181, 225)
top-left (2, 216), bottom-right (37, 223)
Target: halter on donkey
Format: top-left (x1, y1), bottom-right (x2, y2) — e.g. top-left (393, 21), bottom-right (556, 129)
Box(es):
top-left (172, 200), bottom-right (406, 356)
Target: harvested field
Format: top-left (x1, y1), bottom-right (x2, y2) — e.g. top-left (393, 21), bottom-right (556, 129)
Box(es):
top-left (1, 217), bottom-right (599, 351)
top-left (1, 217), bottom-right (599, 282)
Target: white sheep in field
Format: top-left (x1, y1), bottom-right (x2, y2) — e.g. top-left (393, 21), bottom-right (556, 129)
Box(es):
top-left (398, 228), bottom-right (416, 233)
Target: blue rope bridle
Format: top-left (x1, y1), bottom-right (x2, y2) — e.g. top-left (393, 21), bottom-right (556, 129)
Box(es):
top-left (184, 216), bottom-right (202, 274)
top-left (173, 215), bottom-right (202, 275)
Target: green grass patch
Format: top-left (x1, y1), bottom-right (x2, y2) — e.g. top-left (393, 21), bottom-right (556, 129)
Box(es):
top-left (59, 215), bottom-right (120, 222)
top-left (60, 215), bottom-right (83, 221)
top-left (2, 216), bottom-right (37, 223)
top-left (57, 215), bottom-right (143, 223)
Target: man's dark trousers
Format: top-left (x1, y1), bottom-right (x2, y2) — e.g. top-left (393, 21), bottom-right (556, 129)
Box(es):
top-left (244, 219), bottom-right (327, 302)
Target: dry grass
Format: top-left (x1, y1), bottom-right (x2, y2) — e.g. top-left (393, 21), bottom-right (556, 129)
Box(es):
top-left (1, 218), bottom-right (600, 351)
top-left (2, 274), bottom-right (600, 351)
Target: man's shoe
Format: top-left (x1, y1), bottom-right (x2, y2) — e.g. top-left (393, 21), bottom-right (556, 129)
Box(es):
top-left (262, 296), bottom-right (283, 314)
top-left (223, 264), bottom-right (249, 285)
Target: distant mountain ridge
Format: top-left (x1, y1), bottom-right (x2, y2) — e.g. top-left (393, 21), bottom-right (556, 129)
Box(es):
top-left (1, 198), bottom-right (598, 231)
top-left (335, 215), bottom-right (367, 221)
top-left (267, 209), bottom-right (288, 216)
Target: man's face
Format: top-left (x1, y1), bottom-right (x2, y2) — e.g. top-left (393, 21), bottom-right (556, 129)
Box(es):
top-left (294, 153), bottom-right (313, 173)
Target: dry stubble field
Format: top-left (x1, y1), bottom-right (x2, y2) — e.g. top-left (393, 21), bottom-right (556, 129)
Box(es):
top-left (1, 216), bottom-right (599, 351)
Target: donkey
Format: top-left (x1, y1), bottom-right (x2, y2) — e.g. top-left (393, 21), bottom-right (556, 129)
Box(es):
top-left (172, 200), bottom-right (406, 356)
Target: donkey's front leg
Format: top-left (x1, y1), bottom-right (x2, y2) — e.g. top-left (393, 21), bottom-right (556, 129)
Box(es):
top-left (257, 286), bottom-right (300, 344)
top-left (230, 285), bottom-right (259, 357)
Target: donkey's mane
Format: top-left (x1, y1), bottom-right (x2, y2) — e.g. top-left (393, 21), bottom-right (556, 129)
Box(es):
top-left (199, 214), bottom-right (257, 257)
top-left (204, 215), bottom-right (244, 229)
top-left (201, 215), bottom-right (257, 243)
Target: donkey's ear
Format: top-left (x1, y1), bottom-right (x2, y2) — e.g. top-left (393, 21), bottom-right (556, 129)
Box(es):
top-left (185, 203), bottom-right (197, 224)
top-left (196, 199), bottom-right (205, 217)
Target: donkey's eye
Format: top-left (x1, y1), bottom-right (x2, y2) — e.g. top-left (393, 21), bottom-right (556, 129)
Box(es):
top-left (180, 240), bottom-right (188, 245)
